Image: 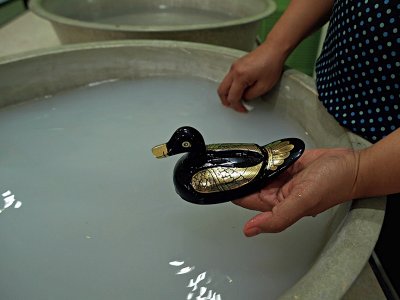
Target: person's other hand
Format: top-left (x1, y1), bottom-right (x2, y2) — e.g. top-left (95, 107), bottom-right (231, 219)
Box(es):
top-left (233, 148), bottom-right (360, 236)
top-left (217, 41), bottom-right (286, 113)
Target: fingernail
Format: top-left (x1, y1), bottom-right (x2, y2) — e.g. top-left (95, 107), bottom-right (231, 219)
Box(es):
top-left (245, 227), bottom-right (261, 237)
top-left (236, 107), bottom-right (247, 113)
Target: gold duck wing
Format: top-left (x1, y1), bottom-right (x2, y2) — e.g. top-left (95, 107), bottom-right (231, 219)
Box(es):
top-left (263, 140), bottom-right (295, 171)
top-left (206, 143), bottom-right (262, 154)
top-left (191, 162), bottom-right (263, 194)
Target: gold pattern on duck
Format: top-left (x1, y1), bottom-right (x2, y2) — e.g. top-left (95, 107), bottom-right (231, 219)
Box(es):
top-left (264, 140), bottom-right (295, 171)
top-left (192, 140), bottom-right (295, 193)
top-left (206, 143), bottom-right (262, 154)
top-left (191, 162), bottom-right (263, 193)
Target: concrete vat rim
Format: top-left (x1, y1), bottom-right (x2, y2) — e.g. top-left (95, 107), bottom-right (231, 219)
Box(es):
top-left (0, 40), bottom-right (249, 64)
top-left (28, 0), bottom-right (277, 33)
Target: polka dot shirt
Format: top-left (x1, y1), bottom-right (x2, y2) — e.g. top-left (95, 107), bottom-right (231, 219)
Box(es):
top-left (315, 0), bottom-right (400, 143)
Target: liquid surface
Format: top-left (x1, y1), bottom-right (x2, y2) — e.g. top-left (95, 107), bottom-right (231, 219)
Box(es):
top-left (95, 7), bottom-right (236, 26)
top-left (0, 77), bottom-right (339, 300)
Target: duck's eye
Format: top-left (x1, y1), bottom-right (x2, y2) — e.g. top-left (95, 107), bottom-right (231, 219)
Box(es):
top-left (182, 141), bottom-right (191, 148)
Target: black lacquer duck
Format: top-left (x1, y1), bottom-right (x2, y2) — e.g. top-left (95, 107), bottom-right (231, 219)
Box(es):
top-left (152, 126), bottom-right (305, 205)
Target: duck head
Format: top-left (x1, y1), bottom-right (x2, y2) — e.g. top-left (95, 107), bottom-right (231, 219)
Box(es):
top-left (152, 126), bottom-right (206, 159)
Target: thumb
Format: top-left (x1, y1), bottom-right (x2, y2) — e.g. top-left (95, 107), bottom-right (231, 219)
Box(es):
top-left (243, 202), bottom-right (301, 236)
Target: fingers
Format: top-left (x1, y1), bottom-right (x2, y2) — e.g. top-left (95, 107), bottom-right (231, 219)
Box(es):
top-left (218, 77), bottom-right (270, 113)
top-left (243, 207), bottom-right (296, 236)
top-left (217, 73), bottom-right (233, 107)
top-left (242, 80), bottom-right (269, 101)
top-left (217, 76), bottom-right (248, 113)
top-left (242, 192), bottom-right (306, 236)
top-left (227, 80), bottom-right (249, 113)
top-left (232, 172), bottom-right (292, 212)
top-left (217, 62), bottom-right (255, 113)
top-left (233, 191), bottom-right (274, 212)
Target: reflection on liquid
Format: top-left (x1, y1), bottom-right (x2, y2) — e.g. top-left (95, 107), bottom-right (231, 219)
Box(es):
top-left (177, 266), bottom-right (195, 275)
top-left (0, 190), bottom-right (22, 213)
top-left (169, 260), bottom-right (223, 300)
top-left (87, 78), bottom-right (118, 88)
top-left (169, 261), bottom-right (185, 267)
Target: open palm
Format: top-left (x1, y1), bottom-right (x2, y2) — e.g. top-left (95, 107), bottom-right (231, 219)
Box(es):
top-left (233, 148), bottom-right (359, 235)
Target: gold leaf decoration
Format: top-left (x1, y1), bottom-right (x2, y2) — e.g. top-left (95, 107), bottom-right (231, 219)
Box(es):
top-left (191, 162), bottom-right (263, 193)
top-left (206, 143), bottom-right (262, 154)
top-left (264, 141), bottom-right (294, 171)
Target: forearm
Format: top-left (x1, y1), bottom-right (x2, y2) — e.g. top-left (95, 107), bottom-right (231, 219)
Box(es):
top-left (353, 128), bottom-right (400, 198)
top-left (264, 0), bottom-right (334, 59)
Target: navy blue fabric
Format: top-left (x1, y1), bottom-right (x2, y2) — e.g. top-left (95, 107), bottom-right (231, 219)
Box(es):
top-left (315, 0), bottom-right (400, 143)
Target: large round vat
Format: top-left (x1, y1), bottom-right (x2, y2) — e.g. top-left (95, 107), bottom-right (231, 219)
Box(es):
top-left (0, 41), bottom-right (385, 299)
top-left (29, 0), bottom-right (276, 51)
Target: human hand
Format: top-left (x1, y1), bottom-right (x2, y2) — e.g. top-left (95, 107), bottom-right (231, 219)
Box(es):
top-left (217, 41), bottom-right (286, 113)
top-left (233, 148), bottom-right (360, 236)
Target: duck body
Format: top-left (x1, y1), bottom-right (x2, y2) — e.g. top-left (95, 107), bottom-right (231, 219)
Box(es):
top-left (152, 126), bottom-right (305, 205)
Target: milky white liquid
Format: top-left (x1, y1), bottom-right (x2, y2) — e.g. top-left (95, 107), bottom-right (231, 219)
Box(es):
top-left (0, 77), bottom-right (340, 300)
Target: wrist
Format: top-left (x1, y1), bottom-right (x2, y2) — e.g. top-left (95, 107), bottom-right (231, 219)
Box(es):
top-left (263, 33), bottom-right (294, 62)
top-left (349, 149), bottom-right (363, 200)
top-left (351, 147), bottom-right (381, 200)
top-left (258, 36), bottom-right (291, 68)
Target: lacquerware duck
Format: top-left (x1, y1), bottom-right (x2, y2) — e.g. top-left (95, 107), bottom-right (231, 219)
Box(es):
top-left (152, 126), bottom-right (305, 205)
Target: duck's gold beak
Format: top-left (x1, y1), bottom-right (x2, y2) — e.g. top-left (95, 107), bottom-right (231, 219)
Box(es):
top-left (151, 144), bottom-right (169, 158)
